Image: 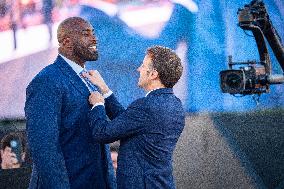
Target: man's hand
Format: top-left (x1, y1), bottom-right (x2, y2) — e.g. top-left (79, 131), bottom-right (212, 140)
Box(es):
top-left (0, 147), bottom-right (20, 169)
top-left (82, 70), bottom-right (110, 94)
top-left (89, 92), bottom-right (105, 106)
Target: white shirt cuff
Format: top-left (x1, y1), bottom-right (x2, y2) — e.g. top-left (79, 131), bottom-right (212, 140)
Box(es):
top-left (103, 90), bottom-right (113, 98)
top-left (91, 102), bottom-right (105, 110)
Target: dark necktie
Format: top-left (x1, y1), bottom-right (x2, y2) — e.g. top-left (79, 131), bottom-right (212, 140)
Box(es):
top-left (80, 70), bottom-right (99, 92)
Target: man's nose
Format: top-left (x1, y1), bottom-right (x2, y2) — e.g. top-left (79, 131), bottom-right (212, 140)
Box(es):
top-left (91, 35), bottom-right (97, 43)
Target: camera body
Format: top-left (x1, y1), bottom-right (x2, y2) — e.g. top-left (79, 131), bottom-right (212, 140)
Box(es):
top-left (10, 138), bottom-right (23, 164)
top-left (220, 0), bottom-right (284, 96)
top-left (220, 57), bottom-right (268, 95)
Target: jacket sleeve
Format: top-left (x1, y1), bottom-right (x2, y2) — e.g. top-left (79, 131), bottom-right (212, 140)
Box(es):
top-left (25, 77), bottom-right (70, 188)
top-left (88, 99), bottom-right (150, 143)
top-left (104, 94), bottom-right (125, 120)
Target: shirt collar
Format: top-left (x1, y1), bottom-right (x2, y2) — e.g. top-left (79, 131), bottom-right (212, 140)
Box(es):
top-left (59, 54), bottom-right (85, 75)
top-left (145, 88), bottom-right (162, 97)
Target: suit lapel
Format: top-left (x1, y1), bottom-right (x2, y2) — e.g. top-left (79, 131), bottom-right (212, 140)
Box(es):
top-left (54, 55), bottom-right (89, 95)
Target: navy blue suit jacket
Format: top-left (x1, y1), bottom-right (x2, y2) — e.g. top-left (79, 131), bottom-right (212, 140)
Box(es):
top-left (89, 88), bottom-right (185, 189)
top-left (25, 56), bottom-right (116, 189)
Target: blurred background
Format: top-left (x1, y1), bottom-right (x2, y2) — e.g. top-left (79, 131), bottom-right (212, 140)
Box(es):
top-left (0, 0), bottom-right (283, 188)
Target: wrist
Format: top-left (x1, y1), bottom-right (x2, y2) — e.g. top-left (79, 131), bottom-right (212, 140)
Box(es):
top-left (100, 85), bottom-right (110, 94)
top-left (91, 100), bottom-right (104, 106)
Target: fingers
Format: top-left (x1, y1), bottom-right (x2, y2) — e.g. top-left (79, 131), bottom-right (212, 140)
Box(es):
top-left (89, 70), bottom-right (98, 76)
top-left (82, 70), bottom-right (109, 94)
top-left (90, 91), bottom-right (103, 99)
top-left (89, 92), bottom-right (105, 105)
top-left (86, 70), bottom-right (99, 77)
top-left (82, 72), bottom-right (97, 86)
top-left (88, 70), bottom-right (103, 80)
top-left (82, 72), bottom-right (91, 79)
top-left (10, 156), bottom-right (19, 164)
top-left (82, 70), bottom-right (100, 83)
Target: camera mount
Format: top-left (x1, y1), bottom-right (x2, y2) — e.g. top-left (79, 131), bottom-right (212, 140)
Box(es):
top-left (220, 0), bottom-right (284, 95)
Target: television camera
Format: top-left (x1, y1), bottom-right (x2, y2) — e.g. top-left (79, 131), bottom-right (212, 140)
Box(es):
top-left (220, 0), bottom-right (284, 95)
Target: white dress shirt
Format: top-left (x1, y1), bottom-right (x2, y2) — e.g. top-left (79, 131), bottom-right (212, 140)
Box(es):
top-left (60, 54), bottom-right (110, 108)
top-left (59, 54), bottom-right (89, 88)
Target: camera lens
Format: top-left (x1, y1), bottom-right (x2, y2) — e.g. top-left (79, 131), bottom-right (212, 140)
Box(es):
top-left (226, 73), bottom-right (242, 89)
top-left (10, 140), bottom-right (18, 148)
top-left (220, 70), bottom-right (245, 94)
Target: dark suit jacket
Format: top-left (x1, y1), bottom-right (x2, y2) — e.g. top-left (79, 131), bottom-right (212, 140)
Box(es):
top-left (89, 88), bottom-right (185, 189)
top-left (25, 56), bottom-right (116, 189)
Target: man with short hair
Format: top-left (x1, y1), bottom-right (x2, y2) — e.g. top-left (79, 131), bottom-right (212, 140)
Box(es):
top-left (0, 132), bottom-right (26, 169)
top-left (25, 17), bottom-right (116, 189)
top-left (85, 45), bottom-right (185, 189)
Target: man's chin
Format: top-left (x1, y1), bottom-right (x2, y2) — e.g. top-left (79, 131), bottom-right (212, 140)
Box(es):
top-left (86, 53), bottom-right (98, 61)
top-left (92, 56), bottom-right (98, 61)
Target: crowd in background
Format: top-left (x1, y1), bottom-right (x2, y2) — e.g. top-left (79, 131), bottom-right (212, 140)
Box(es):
top-left (0, 0), bottom-right (76, 49)
top-left (0, 0), bottom-right (162, 31)
top-left (0, 0), bottom-right (54, 31)
top-left (0, 0), bottom-right (165, 50)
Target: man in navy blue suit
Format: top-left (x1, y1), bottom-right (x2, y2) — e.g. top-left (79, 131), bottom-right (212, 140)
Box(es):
top-left (84, 46), bottom-right (185, 189)
top-left (25, 17), bottom-right (116, 189)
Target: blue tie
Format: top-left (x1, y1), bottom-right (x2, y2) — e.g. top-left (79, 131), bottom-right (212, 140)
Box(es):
top-left (80, 70), bottom-right (99, 92)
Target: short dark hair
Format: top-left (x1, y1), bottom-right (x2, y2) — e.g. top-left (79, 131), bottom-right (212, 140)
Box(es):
top-left (147, 46), bottom-right (183, 88)
top-left (110, 141), bottom-right (119, 152)
top-left (1, 132), bottom-right (26, 153)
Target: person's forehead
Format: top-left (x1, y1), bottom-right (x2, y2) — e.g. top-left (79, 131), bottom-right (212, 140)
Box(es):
top-left (73, 21), bottom-right (94, 32)
top-left (143, 54), bottom-right (152, 63)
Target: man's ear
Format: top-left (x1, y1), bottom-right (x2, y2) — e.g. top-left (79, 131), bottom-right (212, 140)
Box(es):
top-left (0, 150), bottom-right (3, 157)
top-left (150, 70), bottom-right (159, 80)
top-left (62, 37), bottom-right (72, 48)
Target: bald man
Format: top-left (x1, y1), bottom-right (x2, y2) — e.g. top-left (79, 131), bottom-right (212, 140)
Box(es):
top-left (25, 17), bottom-right (116, 189)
